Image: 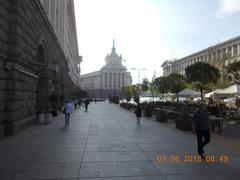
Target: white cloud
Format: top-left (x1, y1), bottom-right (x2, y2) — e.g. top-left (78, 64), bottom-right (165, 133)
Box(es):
top-left (216, 0), bottom-right (240, 17)
top-left (74, 0), bottom-right (170, 83)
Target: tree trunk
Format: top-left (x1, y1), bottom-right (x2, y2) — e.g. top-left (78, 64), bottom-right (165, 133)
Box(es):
top-left (176, 93), bottom-right (179, 102)
top-left (200, 90), bottom-right (203, 102)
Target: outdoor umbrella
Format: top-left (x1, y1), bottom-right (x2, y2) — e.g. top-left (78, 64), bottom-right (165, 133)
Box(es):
top-left (178, 88), bottom-right (201, 97)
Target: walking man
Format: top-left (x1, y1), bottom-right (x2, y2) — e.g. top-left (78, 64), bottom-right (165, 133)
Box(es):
top-left (64, 100), bottom-right (73, 126)
top-left (135, 103), bottom-right (142, 125)
top-left (192, 103), bottom-right (210, 159)
top-left (84, 99), bottom-right (90, 112)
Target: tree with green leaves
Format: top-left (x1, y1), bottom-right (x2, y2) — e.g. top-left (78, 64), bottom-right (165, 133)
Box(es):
top-left (122, 86), bottom-right (132, 102)
top-left (149, 71), bottom-right (158, 100)
top-left (74, 89), bottom-right (88, 99)
top-left (185, 62), bottom-right (220, 101)
top-left (168, 73), bottom-right (187, 102)
top-left (122, 85), bottom-right (138, 102)
top-left (154, 76), bottom-right (169, 101)
top-left (141, 77), bottom-right (149, 92)
top-left (131, 85), bottom-right (139, 103)
top-left (225, 61), bottom-right (240, 84)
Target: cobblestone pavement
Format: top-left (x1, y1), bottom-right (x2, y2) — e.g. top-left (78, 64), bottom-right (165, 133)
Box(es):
top-left (0, 102), bottom-right (239, 180)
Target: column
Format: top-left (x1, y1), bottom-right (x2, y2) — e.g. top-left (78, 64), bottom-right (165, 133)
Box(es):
top-left (122, 73), bottom-right (125, 87)
top-left (56, 0), bottom-right (61, 40)
top-left (106, 73), bottom-right (108, 89)
top-left (119, 73), bottom-right (121, 88)
top-left (50, 0), bottom-right (55, 26)
top-left (43, 0), bottom-right (48, 13)
top-left (47, 0), bottom-right (52, 21)
top-left (108, 73), bottom-right (111, 89)
top-left (231, 45), bottom-right (234, 57)
top-left (40, 0), bottom-right (44, 7)
top-left (111, 72), bottom-right (114, 89)
top-left (60, 0), bottom-right (65, 47)
top-left (238, 44), bottom-right (240, 56)
top-left (118, 73), bottom-right (121, 89)
top-left (102, 72), bottom-right (104, 89)
top-left (113, 73), bottom-right (116, 89)
top-left (63, 0), bottom-right (67, 54)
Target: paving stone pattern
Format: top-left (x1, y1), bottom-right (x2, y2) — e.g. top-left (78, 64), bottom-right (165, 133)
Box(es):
top-left (0, 102), bottom-right (239, 180)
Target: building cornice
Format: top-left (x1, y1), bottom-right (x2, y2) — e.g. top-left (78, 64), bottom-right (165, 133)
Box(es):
top-left (176, 35), bottom-right (240, 63)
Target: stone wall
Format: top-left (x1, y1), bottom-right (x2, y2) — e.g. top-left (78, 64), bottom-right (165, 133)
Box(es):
top-left (0, 0), bottom-right (77, 137)
top-left (0, 0), bottom-right (10, 136)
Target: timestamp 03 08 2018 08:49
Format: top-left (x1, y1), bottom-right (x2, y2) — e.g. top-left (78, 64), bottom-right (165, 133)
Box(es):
top-left (156, 154), bottom-right (229, 163)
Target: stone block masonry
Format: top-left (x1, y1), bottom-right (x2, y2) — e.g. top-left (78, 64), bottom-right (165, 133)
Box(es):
top-left (0, 0), bottom-right (78, 137)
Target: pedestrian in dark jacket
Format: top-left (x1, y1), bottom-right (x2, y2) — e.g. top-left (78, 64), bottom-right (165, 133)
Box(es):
top-left (193, 103), bottom-right (210, 159)
top-left (84, 99), bottom-right (90, 111)
top-left (135, 103), bottom-right (142, 125)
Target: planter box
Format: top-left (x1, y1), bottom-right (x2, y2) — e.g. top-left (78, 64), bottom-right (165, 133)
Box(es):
top-left (155, 109), bottom-right (168, 122)
top-left (38, 113), bottom-right (52, 124)
top-left (176, 116), bottom-right (192, 130)
top-left (38, 113), bottom-right (45, 124)
top-left (51, 109), bottom-right (58, 117)
top-left (45, 114), bottom-right (52, 124)
top-left (144, 106), bottom-right (154, 117)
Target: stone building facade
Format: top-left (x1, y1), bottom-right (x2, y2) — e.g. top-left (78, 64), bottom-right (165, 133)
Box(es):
top-left (80, 42), bottom-right (132, 99)
top-left (0, 0), bottom-right (80, 136)
top-left (162, 36), bottom-right (240, 76)
top-left (40, 0), bottom-right (82, 86)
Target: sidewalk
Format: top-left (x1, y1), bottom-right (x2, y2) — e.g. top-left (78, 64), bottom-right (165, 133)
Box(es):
top-left (159, 118), bottom-right (240, 156)
top-left (0, 102), bottom-right (239, 180)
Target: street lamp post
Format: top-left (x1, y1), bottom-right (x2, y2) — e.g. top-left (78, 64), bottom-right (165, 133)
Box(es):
top-left (131, 68), bottom-right (147, 102)
top-left (131, 68), bottom-right (147, 85)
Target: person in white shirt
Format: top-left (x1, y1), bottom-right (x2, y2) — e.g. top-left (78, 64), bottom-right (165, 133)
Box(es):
top-left (64, 100), bottom-right (73, 126)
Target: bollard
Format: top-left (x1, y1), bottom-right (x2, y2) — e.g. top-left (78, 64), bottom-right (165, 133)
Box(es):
top-left (38, 113), bottom-right (45, 124)
top-left (45, 113), bottom-right (52, 124)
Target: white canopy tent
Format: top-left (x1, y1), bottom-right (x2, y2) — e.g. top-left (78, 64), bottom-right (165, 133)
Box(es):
top-left (178, 88), bottom-right (201, 97)
top-left (204, 89), bottom-right (222, 98)
top-left (215, 84), bottom-right (240, 97)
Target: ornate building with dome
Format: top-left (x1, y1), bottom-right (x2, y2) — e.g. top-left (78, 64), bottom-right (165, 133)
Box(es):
top-left (80, 41), bottom-right (132, 99)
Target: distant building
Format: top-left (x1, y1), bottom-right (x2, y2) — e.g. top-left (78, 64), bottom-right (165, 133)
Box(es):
top-left (162, 36), bottom-right (240, 76)
top-left (80, 41), bottom-right (132, 98)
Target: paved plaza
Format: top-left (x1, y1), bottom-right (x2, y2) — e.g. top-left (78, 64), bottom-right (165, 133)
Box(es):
top-left (0, 102), bottom-right (240, 180)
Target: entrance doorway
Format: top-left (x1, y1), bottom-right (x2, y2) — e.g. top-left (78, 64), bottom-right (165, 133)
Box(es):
top-left (36, 45), bottom-right (48, 112)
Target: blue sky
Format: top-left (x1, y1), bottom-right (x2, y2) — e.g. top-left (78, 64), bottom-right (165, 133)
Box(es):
top-left (74, 0), bottom-right (240, 84)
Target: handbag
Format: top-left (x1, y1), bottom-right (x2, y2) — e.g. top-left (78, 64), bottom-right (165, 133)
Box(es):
top-left (63, 107), bottom-right (66, 113)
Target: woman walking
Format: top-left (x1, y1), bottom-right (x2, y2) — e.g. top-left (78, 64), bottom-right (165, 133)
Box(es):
top-left (64, 100), bottom-right (73, 126)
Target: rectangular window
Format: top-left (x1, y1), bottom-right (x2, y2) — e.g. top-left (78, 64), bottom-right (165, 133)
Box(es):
top-left (222, 48), bottom-right (226, 59)
top-left (227, 47), bottom-right (232, 57)
top-left (233, 44), bottom-right (238, 56)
